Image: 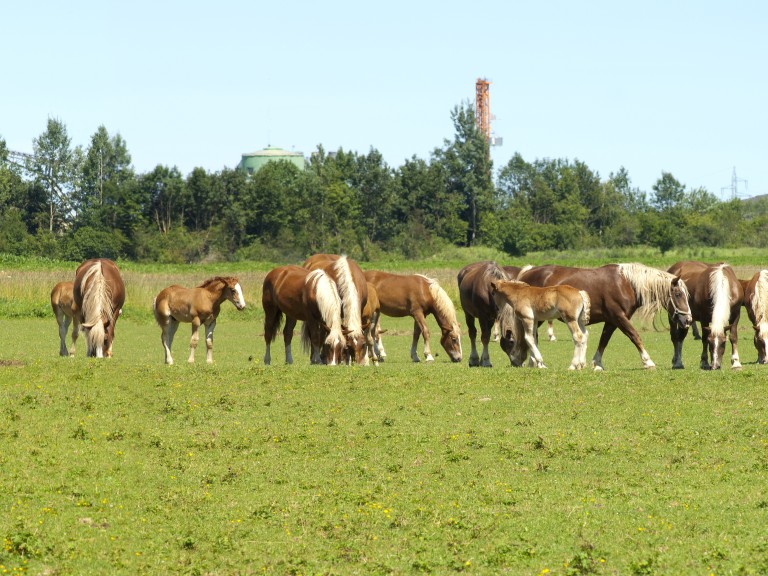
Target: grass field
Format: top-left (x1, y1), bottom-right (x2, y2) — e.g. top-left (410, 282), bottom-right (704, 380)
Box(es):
top-left (2, 253), bottom-right (768, 575)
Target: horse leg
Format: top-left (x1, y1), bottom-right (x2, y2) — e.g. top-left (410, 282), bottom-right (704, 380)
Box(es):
top-left (669, 314), bottom-right (688, 370)
top-left (521, 318), bottom-right (546, 368)
top-left (413, 310), bottom-right (434, 362)
top-left (729, 313), bottom-right (742, 370)
top-left (71, 314), bottom-right (80, 357)
top-left (56, 311), bottom-right (71, 356)
top-left (161, 319), bottom-right (179, 365)
top-left (368, 311), bottom-right (381, 365)
top-left (465, 312), bottom-right (480, 367)
top-left (204, 319), bottom-right (216, 364)
top-left (479, 317), bottom-right (495, 368)
top-left (283, 316), bottom-right (297, 364)
top-left (188, 319), bottom-right (201, 363)
top-left (691, 321), bottom-right (702, 340)
top-left (375, 321), bottom-right (387, 362)
top-left (492, 319), bottom-right (500, 342)
top-left (699, 325), bottom-right (712, 369)
top-left (565, 319), bottom-right (584, 370)
top-left (547, 320), bottom-right (557, 342)
top-left (611, 315), bottom-right (656, 370)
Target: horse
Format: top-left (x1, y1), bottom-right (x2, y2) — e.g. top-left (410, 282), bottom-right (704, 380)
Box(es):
top-left (457, 261), bottom-right (515, 367)
top-left (51, 281), bottom-right (79, 356)
top-left (73, 258), bottom-right (126, 358)
top-left (491, 279), bottom-right (590, 370)
top-left (363, 270), bottom-right (462, 363)
top-left (743, 270), bottom-right (768, 364)
top-left (362, 282), bottom-right (382, 365)
top-left (261, 265), bottom-right (345, 366)
top-left (303, 254), bottom-right (368, 365)
top-left (518, 263), bottom-right (692, 370)
top-left (495, 265), bottom-right (557, 342)
top-left (153, 276), bottom-right (245, 365)
top-left (667, 261), bottom-right (743, 370)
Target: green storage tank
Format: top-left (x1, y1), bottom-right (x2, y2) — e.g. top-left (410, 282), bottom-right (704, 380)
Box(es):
top-left (237, 146), bottom-right (305, 174)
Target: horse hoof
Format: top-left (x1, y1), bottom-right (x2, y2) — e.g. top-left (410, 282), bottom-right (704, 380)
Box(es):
top-left (425, 356), bottom-right (435, 362)
top-left (593, 365), bottom-right (604, 372)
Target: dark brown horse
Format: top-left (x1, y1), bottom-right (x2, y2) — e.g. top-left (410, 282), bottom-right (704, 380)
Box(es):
top-left (51, 281), bottom-right (79, 356)
top-left (261, 265), bottom-right (345, 365)
top-left (668, 261), bottom-right (743, 370)
top-left (363, 270), bottom-right (462, 363)
top-left (303, 254), bottom-right (368, 365)
top-left (518, 263), bottom-right (692, 370)
top-left (73, 258), bottom-right (126, 358)
top-left (742, 270), bottom-right (768, 364)
top-left (458, 261), bottom-right (516, 367)
top-left (154, 276), bottom-right (246, 364)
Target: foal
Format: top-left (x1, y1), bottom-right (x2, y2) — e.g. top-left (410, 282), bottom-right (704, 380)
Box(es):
top-left (51, 281), bottom-right (79, 356)
top-left (491, 279), bottom-right (590, 370)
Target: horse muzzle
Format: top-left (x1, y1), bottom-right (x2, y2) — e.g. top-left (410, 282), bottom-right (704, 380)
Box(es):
top-left (677, 313), bottom-right (693, 329)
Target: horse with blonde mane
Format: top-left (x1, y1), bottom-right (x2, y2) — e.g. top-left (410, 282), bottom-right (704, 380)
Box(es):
top-left (743, 270), bottom-right (768, 364)
top-left (491, 279), bottom-right (590, 369)
top-left (363, 270), bottom-right (462, 363)
top-left (153, 276), bottom-right (246, 365)
top-left (73, 258), bottom-right (126, 358)
top-left (261, 265), bottom-right (345, 365)
top-left (667, 261), bottom-right (742, 370)
top-left (518, 263), bottom-right (692, 370)
top-left (51, 281), bottom-right (79, 356)
top-left (303, 254), bottom-right (368, 365)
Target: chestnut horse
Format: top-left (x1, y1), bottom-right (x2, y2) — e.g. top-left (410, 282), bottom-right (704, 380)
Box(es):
top-left (363, 270), bottom-right (462, 363)
top-left (73, 258), bottom-right (126, 358)
top-left (153, 276), bottom-right (246, 365)
top-left (497, 266), bottom-right (557, 342)
top-left (262, 266), bottom-right (345, 365)
top-left (362, 282), bottom-right (382, 365)
top-left (303, 254), bottom-right (368, 365)
top-left (518, 263), bottom-right (692, 370)
top-left (51, 281), bottom-right (79, 356)
top-left (667, 261), bottom-right (743, 370)
top-left (743, 270), bottom-right (768, 364)
top-left (491, 279), bottom-right (590, 370)
top-left (458, 261), bottom-right (514, 367)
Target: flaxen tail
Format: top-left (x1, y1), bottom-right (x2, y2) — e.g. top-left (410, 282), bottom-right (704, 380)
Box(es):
top-left (579, 290), bottom-right (591, 326)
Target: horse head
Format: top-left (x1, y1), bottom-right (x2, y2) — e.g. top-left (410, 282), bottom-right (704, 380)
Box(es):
top-left (668, 277), bottom-right (693, 329)
top-left (497, 303), bottom-right (528, 367)
top-left (440, 324), bottom-right (463, 363)
top-left (224, 278), bottom-right (246, 310)
top-left (342, 327), bottom-right (367, 365)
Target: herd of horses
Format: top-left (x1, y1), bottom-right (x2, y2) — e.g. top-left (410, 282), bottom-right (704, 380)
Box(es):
top-left (49, 256), bottom-right (768, 371)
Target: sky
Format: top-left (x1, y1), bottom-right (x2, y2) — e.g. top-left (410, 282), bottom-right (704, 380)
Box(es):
top-left (2, 1), bottom-right (766, 199)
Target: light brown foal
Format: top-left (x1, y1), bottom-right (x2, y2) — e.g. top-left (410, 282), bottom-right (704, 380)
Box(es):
top-left (51, 281), bottom-right (79, 356)
top-left (153, 276), bottom-right (246, 365)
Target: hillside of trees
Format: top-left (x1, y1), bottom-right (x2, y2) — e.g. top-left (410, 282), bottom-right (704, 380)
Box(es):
top-left (2, 102), bottom-right (768, 264)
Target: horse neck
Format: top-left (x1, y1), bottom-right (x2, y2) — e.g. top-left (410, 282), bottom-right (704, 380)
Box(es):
top-left (428, 282), bottom-right (458, 333)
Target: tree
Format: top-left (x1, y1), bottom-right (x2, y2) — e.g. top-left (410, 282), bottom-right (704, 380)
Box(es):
top-left (30, 118), bottom-right (78, 233)
top-left (651, 172), bottom-right (685, 211)
top-left (433, 102), bottom-right (494, 246)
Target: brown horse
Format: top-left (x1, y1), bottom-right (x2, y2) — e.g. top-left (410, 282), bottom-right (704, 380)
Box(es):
top-left (303, 254), bottom-right (368, 365)
top-left (363, 270), bottom-right (462, 363)
top-left (262, 266), bottom-right (346, 365)
top-left (667, 261), bottom-right (743, 370)
top-left (458, 261), bottom-right (515, 367)
top-left (362, 282), bottom-right (382, 365)
top-left (518, 263), bottom-right (692, 370)
top-left (491, 279), bottom-right (590, 369)
top-left (153, 276), bottom-right (245, 365)
top-left (51, 281), bottom-right (79, 356)
top-left (73, 258), bottom-right (126, 358)
top-left (743, 271), bottom-right (768, 364)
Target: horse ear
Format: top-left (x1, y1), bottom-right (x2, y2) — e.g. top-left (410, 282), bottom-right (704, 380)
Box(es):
top-left (672, 277), bottom-right (680, 287)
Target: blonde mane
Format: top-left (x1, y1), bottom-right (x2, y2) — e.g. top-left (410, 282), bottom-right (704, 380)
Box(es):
top-left (79, 261), bottom-right (115, 355)
top-left (752, 270), bottom-right (768, 324)
top-left (618, 262), bottom-right (689, 323)
top-left (416, 274), bottom-right (461, 335)
top-left (332, 255), bottom-right (363, 338)
top-left (306, 269), bottom-right (344, 348)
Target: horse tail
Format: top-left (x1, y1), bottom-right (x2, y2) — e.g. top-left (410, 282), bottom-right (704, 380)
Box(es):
top-left (79, 262), bottom-right (110, 357)
top-left (753, 270), bottom-right (768, 322)
top-left (579, 290), bottom-right (591, 326)
top-left (709, 265), bottom-right (731, 336)
top-left (332, 255), bottom-right (363, 339)
top-left (300, 320), bottom-right (312, 353)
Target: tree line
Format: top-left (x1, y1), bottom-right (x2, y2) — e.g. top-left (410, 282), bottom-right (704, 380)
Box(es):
top-left (2, 103), bottom-right (767, 263)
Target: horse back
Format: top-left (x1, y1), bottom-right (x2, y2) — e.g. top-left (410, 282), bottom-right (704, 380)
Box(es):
top-left (74, 258), bottom-right (125, 313)
top-left (668, 261), bottom-right (741, 321)
top-left (364, 270), bottom-right (431, 317)
top-left (458, 261), bottom-right (509, 321)
top-left (51, 281), bottom-right (77, 317)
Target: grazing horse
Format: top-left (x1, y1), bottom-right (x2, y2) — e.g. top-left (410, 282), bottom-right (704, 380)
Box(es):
top-left (667, 261), bottom-right (743, 370)
top-left (262, 266), bottom-right (345, 365)
top-left (153, 276), bottom-right (246, 365)
top-left (458, 261), bottom-right (513, 367)
top-left (363, 270), bottom-right (462, 363)
top-left (73, 258), bottom-right (126, 358)
top-left (743, 271), bottom-right (768, 364)
top-left (362, 282), bottom-right (382, 365)
top-left (51, 281), bottom-right (79, 356)
top-left (491, 280), bottom-right (590, 369)
top-left (518, 263), bottom-right (692, 370)
top-left (303, 254), bottom-right (368, 365)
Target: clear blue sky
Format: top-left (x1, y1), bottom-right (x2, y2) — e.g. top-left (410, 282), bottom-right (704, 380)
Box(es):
top-left (2, 1), bottom-right (766, 199)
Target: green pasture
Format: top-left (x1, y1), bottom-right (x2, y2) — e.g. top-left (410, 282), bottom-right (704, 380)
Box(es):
top-left (2, 252), bottom-right (768, 575)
